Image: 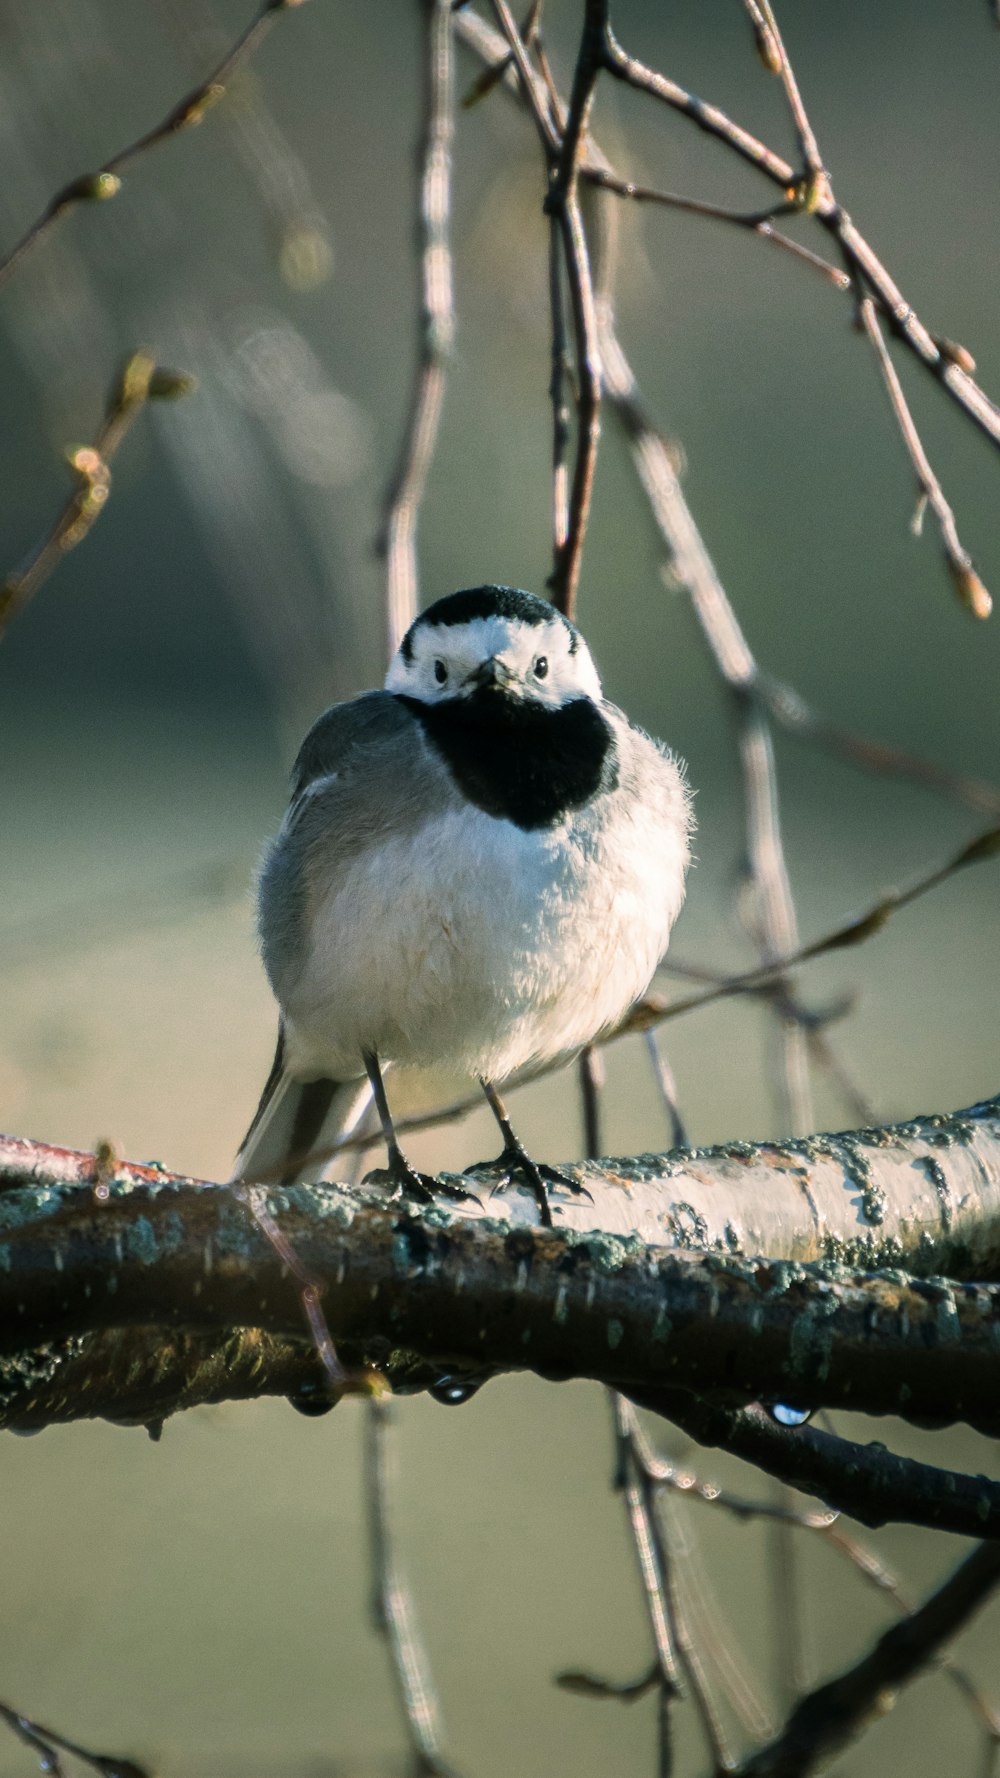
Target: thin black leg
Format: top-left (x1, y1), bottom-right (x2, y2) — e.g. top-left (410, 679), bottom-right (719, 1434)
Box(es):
top-left (361, 1051), bottom-right (477, 1207)
top-left (475, 1078), bottom-right (591, 1228)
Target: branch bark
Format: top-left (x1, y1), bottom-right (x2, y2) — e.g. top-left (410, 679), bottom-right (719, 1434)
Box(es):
top-left (1, 1090), bottom-right (999, 1435)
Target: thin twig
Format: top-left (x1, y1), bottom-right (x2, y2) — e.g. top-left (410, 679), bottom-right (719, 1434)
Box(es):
top-left (756, 671), bottom-right (1000, 818)
top-left (744, 0), bottom-right (827, 186)
top-left (731, 1541), bottom-right (1000, 1778)
top-left (548, 212), bottom-right (572, 553)
top-left (633, 1438), bottom-right (1000, 1751)
top-left (607, 1396), bottom-right (683, 1778)
top-left (542, 0), bottom-right (606, 615)
top-left (457, 8), bottom-right (1000, 811)
top-left (643, 1032), bottom-right (688, 1149)
top-left (378, 0), bottom-right (456, 657)
top-left (583, 170), bottom-right (848, 286)
top-left (0, 1697), bottom-right (147, 1778)
top-left (735, 694), bottom-right (814, 1138)
top-left (593, 17), bottom-right (1000, 456)
top-left (617, 1402), bottom-right (740, 1775)
top-left (858, 294), bottom-right (991, 617)
top-left (0, 353), bottom-right (194, 641)
top-left (0, 0), bottom-right (307, 292)
top-left (489, 0), bottom-right (603, 617)
top-left (365, 1396), bottom-right (463, 1778)
top-left (600, 25), bottom-right (794, 189)
top-left (818, 1524), bottom-right (1000, 1747)
top-left (233, 1183), bottom-right (351, 1397)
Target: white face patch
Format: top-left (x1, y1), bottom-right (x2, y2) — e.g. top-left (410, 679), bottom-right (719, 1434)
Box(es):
top-left (385, 613), bottom-right (603, 707)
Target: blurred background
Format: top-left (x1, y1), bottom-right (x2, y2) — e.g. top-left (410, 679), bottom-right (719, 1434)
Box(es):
top-left (1, 2), bottom-right (999, 1773)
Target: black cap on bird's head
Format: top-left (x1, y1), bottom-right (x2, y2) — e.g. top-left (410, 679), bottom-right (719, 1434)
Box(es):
top-left (399, 584), bottom-right (581, 661)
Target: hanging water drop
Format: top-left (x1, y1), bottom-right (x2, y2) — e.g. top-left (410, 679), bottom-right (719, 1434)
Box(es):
top-left (429, 1373), bottom-right (486, 1406)
top-left (287, 1379), bottom-right (337, 1417)
top-left (769, 1402), bottom-right (813, 1427)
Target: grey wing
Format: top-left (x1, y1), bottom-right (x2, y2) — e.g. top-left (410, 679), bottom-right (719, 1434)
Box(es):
top-left (260, 688), bottom-right (461, 1014)
top-left (288, 690), bottom-right (419, 808)
top-left (260, 691), bottom-right (432, 1002)
top-left (235, 694), bottom-right (427, 1185)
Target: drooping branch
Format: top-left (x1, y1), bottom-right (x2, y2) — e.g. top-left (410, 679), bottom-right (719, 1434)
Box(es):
top-left (729, 1537), bottom-right (1000, 1778)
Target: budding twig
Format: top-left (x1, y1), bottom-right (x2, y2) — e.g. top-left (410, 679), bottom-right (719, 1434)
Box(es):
top-left (0, 352), bottom-right (194, 641)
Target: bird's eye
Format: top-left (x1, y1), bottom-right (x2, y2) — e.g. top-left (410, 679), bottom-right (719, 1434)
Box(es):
top-left (433, 659), bottom-right (448, 685)
top-left (533, 656), bottom-right (549, 680)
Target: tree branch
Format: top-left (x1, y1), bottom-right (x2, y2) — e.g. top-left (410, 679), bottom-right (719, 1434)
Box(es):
top-left (377, 0), bottom-right (456, 657)
top-left (2, 1093), bottom-right (1000, 1439)
top-left (729, 1538), bottom-right (1000, 1777)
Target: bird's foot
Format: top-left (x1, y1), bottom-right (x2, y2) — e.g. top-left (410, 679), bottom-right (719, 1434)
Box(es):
top-left (364, 1150), bottom-right (479, 1208)
top-left (466, 1143), bottom-right (591, 1229)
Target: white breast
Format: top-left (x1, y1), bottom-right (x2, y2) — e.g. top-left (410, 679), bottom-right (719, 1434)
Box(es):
top-left (282, 718), bottom-right (691, 1084)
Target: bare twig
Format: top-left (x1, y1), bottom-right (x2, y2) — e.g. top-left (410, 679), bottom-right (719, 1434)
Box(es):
top-left (611, 1395), bottom-right (684, 1778)
top-left (0, 0), bottom-right (308, 292)
top-left (365, 1396), bottom-right (463, 1777)
top-left (600, 27), bottom-right (795, 189)
top-left (594, 17), bottom-right (1000, 461)
top-left (730, 1540), bottom-right (1000, 1777)
top-left (548, 209), bottom-right (572, 553)
top-left (542, 3), bottom-right (604, 616)
top-left (378, 0), bottom-right (456, 656)
top-left (488, 0), bottom-right (603, 616)
top-left (583, 170), bottom-right (848, 286)
top-left (858, 293), bottom-right (991, 617)
top-left (643, 1032), bottom-right (688, 1150)
top-left (755, 671), bottom-right (1000, 819)
top-left (735, 693), bottom-right (814, 1138)
top-left (232, 1182), bottom-right (351, 1396)
top-left (628, 1388), bottom-right (1000, 1542)
top-left (743, 0), bottom-right (826, 187)
top-left (0, 352), bottom-right (194, 640)
top-left (648, 1422), bottom-right (1000, 1756)
top-left (459, 8), bottom-right (1000, 812)
top-left (0, 1697), bottom-right (147, 1778)
top-left (752, 0), bottom-right (991, 614)
top-left (615, 1400), bottom-right (738, 1776)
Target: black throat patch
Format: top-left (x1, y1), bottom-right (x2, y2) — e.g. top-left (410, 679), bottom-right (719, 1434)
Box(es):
top-left (397, 690), bottom-right (618, 830)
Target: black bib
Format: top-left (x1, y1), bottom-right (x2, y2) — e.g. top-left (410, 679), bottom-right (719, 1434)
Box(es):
top-left (397, 691), bottom-right (618, 831)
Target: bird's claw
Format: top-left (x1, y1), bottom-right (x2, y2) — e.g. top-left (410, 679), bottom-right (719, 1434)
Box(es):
top-left (364, 1156), bottom-right (479, 1207)
top-left (465, 1145), bottom-right (591, 1228)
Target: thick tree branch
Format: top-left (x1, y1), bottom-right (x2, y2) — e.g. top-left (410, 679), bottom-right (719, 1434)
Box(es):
top-left (2, 1093), bottom-right (1000, 1439)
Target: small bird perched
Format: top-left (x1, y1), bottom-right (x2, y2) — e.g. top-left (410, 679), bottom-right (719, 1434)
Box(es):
top-left (233, 585), bottom-right (692, 1223)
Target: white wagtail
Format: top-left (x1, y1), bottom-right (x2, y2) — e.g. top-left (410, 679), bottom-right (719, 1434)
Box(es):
top-left (233, 585), bottom-right (692, 1223)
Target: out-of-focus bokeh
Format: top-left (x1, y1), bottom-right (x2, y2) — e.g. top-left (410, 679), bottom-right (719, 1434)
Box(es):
top-left (1, 3), bottom-right (999, 1774)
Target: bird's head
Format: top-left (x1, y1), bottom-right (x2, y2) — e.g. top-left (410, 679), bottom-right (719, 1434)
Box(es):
top-left (385, 585), bottom-right (603, 709)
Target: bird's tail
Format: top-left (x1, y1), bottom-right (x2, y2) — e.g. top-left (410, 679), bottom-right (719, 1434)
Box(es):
top-left (230, 1025), bottom-right (372, 1187)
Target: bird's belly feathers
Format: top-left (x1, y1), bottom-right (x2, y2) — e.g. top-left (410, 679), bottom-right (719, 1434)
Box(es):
top-left (283, 765), bottom-right (689, 1082)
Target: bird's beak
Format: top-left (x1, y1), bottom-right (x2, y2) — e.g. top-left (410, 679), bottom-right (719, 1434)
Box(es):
top-left (465, 656), bottom-right (518, 693)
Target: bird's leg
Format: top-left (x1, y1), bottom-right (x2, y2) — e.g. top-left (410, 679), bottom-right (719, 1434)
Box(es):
top-left (472, 1078), bottom-right (591, 1228)
top-left (361, 1050), bottom-right (477, 1206)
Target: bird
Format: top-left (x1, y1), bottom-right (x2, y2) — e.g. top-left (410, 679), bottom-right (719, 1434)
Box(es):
top-left (232, 584), bottom-right (693, 1225)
